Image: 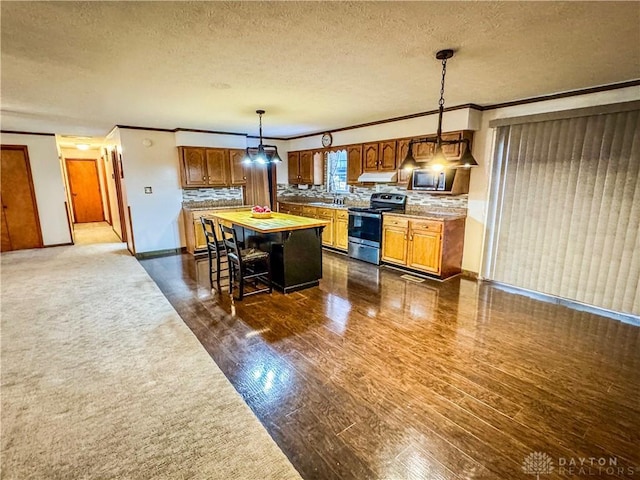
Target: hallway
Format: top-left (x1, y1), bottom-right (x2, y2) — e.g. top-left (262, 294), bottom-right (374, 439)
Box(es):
top-left (73, 222), bottom-right (121, 245)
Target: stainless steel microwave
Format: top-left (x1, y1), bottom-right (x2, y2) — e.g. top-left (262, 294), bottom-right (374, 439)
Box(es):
top-left (412, 168), bottom-right (456, 191)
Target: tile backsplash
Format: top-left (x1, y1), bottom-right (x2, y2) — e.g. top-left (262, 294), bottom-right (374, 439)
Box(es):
top-left (276, 184), bottom-right (468, 214)
top-left (182, 187), bottom-right (243, 203)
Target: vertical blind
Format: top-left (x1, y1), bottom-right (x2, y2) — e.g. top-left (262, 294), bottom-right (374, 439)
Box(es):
top-left (487, 105), bottom-right (639, 316)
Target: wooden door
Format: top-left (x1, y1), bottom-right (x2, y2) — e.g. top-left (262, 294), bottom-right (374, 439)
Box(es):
top-left (229, 149), bottom-right (248, 186)
top-left (363, 143), bottom-right (379, 172)
top-left (1, 199), bottom-right (11, 251)
top-left (382, 226), bottom-right (408, 265)
top-left (0, 145), bottom-right (43, 251)
top-left (66, 159), bottom-right (104, 223)
top-left (299, 151), bottom-right (314, 184)
top-left (287, 152), bottom-right (300, 184)
top-left (408, 228), bottom-right (441, 273)
top-left (379, 141), bottom-right (397, 171)
top-left (347, 145), bottom-right (363, 184)
top-left (180, 147), bottom-right (208, 186)
top-left (205, 148), bottom-right (229, 186)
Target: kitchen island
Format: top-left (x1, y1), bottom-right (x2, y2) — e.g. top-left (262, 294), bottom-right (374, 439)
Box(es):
top-left (211, 211), bottom-right (329, 293)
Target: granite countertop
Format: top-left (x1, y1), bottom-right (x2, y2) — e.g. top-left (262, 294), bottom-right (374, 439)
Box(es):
top-left (384, 211), bottom-right (467, 221)
top-left (277, 200), bottom-right (359, 210)
top-left (278, 199), bottom-right (466, 220)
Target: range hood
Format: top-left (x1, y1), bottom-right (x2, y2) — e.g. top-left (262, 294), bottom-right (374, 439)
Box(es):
top-left (357, 171), bottom-right (398, 183)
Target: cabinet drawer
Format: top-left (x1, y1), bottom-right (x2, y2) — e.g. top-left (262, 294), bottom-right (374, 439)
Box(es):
top-left (191, 210), bottom-right (217, 221)
top-left (383, 216), bottom-right (409, 229)
top-left (410, 219), bottom-right (443, 233)
top-left (302, 206), bottom-right (317, 217)
top-left (317, 208), bottom-right (335, 219)
top-left (336, 210), bottom-right (349, 220)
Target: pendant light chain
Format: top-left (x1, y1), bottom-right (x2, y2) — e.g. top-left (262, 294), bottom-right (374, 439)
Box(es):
top-left (439, 57), bottom-right (447, 108)
top-left (399, 49), bottom-right (479, 171)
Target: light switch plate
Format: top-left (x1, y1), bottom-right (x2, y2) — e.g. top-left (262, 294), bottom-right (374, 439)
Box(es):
top-left (144, 187), bottom-right (152, 194)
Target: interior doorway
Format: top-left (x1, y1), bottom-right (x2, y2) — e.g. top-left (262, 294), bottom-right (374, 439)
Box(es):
top-left (0, 145), bottom-right (44, 251)
top-left (65, 158), bottom-right (105, 223)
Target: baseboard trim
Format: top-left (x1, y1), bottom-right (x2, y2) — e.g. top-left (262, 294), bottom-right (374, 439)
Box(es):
top-left (461, 269), bottom-right (478, 280)
top-left (487, 281), bottom-right (640, 326)
top-left (135, 247), bottom-right (186, 259)
top-left (44, 242), bottom-right (74, 248)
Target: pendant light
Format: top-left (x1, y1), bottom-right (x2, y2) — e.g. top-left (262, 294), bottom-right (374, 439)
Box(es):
top-left (400, 49), bottom-right (478, 171)
top-left (242, 110), bottom-right (282, 164)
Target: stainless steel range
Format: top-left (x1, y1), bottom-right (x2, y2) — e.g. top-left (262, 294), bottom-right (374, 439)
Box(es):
top-left (348, 193), bottom-right (406, 265)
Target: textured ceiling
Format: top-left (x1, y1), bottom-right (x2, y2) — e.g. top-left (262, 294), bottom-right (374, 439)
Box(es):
top-left (1, 1), bottom-right (639, 138)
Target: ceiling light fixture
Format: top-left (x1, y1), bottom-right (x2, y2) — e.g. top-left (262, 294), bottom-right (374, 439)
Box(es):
top-left (242, 110), bottom-right (282, 165)
top-left (76, 143), bottom-right (90, 150)
top-left (400, 49), bottom-right (478, 171)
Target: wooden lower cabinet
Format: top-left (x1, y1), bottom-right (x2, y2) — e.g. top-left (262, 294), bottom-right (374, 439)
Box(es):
top-left (317, 209), bottom-right (335, 246)
top-left (382, 229), bottom-right (408, 265)
top-left (407, 229), bottom-right (441, 273)
top-left (334, 210), bottom-right (348, 250)
top-left (183, 206), bottom-right (251, 254)
top-left (381, 214), bottom-right (465, 278)
top-left (279, 202), bottom-right (348, 251)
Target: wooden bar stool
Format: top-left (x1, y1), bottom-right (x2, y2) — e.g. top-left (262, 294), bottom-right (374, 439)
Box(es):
top-left (219, 224), bottom-right (272, 301)
top-left (200, 217), bottom-right (228, 291)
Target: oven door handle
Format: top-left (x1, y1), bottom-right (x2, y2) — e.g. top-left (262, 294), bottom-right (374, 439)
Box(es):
top-left (349, 211), bottom-right (380, 219)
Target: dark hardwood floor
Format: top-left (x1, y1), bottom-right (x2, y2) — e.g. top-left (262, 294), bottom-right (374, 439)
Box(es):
top-left (140, 251), bottom-right (639, 480)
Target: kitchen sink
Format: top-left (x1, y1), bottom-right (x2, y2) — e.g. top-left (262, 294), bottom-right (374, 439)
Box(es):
top-left (307, 202), bottom-right (334, 206)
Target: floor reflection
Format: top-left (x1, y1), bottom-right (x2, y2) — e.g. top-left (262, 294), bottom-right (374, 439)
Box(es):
top-left (140, 250), bottom-right (640, 480)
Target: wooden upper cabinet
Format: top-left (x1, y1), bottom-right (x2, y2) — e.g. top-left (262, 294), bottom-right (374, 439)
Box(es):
top-left (180, 146), bottom-right (251, 188)
top-left (229, 149), bottom-right (247, 186)
top-left (347, 145), bottom-right (363, 184)
top-left (363, 141), bottom-right (396, 172)
top-left (363, 143), bottom-right (379, 172)
top-left (181, 147), bottom-right (208, 186)
top-left (441, 132), bottom-right (463, 158)
top-left (379, 141), bottom-right (397, 171)
top-left (288, 152), bottom-right (300, 184)
top-left (396, 138), bottom-right (411, 184)
top-left (413, 141), bottom-right (435, 161)
top-left (299, 151), bottom-right (314, 184)
top-left (205, 148), bottom-right (229, 186)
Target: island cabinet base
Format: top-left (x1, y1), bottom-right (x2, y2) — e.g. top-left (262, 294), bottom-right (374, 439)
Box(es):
top-left (237, 226), bottom-right (324, 293)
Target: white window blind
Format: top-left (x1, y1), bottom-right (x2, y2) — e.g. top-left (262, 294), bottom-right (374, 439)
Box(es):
top-left (486, 105), bottom-right (639, 316)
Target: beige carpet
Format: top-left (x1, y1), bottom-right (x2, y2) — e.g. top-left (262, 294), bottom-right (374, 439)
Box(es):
top-left (0, 243), bottom-right (302, 480)
top-left (73, 222), bottom-right (122, 245)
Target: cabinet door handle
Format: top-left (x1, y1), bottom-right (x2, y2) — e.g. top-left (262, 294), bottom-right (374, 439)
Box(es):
top-left (410, 235), bottom-right (414, 240)
top-left (208, 176), bottom-right (211, 180)
top-left (202, 176), bottom-right (206, 180)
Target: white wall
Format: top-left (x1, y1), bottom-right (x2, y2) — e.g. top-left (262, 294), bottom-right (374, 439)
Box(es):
top-left (0, 133), bottom-right (72, 246)
top-left (288, 108), bottom-right (476, 152)
top-left (119, 128), bottom-right (184, 253)
top-left (174, 131), bottom-right (247, 148)
top-left (465, 85), bottom-right (640, 275)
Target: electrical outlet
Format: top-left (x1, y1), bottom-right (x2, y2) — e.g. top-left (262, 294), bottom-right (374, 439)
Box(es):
top-left (144, 187), bottom-right (152, 194)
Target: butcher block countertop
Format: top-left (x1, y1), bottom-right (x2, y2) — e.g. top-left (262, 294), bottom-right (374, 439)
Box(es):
top-left (211, 211), bottom-right (330, 234)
